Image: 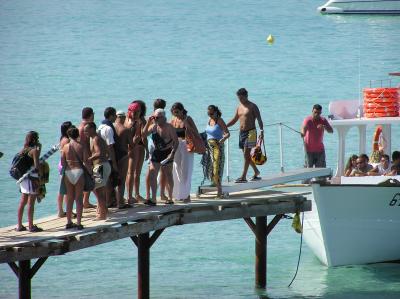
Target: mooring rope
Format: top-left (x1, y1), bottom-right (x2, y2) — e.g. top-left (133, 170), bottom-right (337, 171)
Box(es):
top-left (288, 211), bottom-right (305, 288)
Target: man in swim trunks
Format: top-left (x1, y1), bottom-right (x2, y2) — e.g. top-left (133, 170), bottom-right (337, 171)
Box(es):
top-left (78, 107), bottom-right (96, 209)
top-left (301, 104), bottom-right (333, 169)
top-left (114, 110), bottom-right (134, 207)
top-left (143, 109), bottom-right (178, 205)
top-left (84, 122), bottom-right (111, 220)
top-left (227, 88), bottom-right (264, 183)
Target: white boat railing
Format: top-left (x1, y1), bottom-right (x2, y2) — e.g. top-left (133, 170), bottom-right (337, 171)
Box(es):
top-left (224, 122), bottom-right (302, 182)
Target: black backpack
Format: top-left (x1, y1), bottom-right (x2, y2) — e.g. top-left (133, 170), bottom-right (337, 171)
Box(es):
top-left (9, 149), bottom-right (33, 180)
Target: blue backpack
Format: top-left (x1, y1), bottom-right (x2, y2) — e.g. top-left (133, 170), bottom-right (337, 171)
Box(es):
top-left (9, 149), bottom-right (33, 180)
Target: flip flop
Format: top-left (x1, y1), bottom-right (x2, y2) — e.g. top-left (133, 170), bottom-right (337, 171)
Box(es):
top-left (250, 175), bottom-right (262, 181)
top-left (76, 224), bottom-right (84, 230)
top-left (29, 225), bottom-right (43, 233)
top-left (15, 225), bottom-right (27, 232)
top-left (164, 199), bottom-right (174, 205)
top-left (144, 200), bottom-right (157, 206)
top-left (118, 203), bottom-right (133, 209)
top-left (234, 178), bottom-right (248, 183)
top-left (66, 222), bottom-right (77, 229)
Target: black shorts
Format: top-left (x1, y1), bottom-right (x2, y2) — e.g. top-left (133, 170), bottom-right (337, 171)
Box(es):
top-left (151, 148), bottom-right (173, 164)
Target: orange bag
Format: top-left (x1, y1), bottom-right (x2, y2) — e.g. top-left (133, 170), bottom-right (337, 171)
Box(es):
top-left (251, 139), bottom-right (267, 165)
top-left (186, 128), bottom-right (206, 154)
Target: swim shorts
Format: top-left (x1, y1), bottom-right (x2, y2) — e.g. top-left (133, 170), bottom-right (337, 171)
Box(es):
top-left (239, 128), bottom-right (257, 149)
top-left (151, 148), bottom-right (173, 165)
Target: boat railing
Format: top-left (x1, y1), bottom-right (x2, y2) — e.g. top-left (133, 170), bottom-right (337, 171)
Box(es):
top-left (224, 122), bottom-right (303, 182)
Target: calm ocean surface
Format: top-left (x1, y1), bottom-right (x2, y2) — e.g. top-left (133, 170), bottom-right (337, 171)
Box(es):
top-left (1, 0), bottom-right (400, 298)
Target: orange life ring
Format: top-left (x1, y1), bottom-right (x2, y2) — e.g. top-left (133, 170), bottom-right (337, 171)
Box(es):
top-left (364, 107), bottom-right (398, 113)
top-left (365, 111), bottom-right (398, 118)
top-left (364, 102), bottom-right (398, 108)
top-left (372, 126), bottom-right (382, 151)
top-left (364, 87), bottom-right (398, 95)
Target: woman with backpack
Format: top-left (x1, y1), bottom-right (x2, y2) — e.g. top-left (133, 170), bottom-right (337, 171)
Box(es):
top-left (16, 131), bottom-right (43, 232)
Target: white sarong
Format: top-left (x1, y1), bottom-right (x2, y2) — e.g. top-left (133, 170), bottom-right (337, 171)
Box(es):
top-left (173, 139), bottom-right (194, 200)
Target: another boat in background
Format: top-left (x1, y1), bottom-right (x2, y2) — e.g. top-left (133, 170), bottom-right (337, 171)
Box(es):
top-left (318, 0), bottom-right (400, 14)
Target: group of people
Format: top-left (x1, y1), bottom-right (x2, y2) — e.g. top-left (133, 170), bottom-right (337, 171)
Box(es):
top-left (344, 151), bottom-right (400, 177)
top-left (15, 88), bottom-right (265, 232)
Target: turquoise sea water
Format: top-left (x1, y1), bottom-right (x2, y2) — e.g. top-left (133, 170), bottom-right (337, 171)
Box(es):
top-left (1, 0), bottom-right (400, 298)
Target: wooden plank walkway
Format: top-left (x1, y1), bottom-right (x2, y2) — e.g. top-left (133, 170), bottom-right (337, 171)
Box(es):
top-left (0, 189), bottom-right (310, 263)
top-left (198, 167), bottom-right (331, 195)
top-left (1, 189), bottom-right (311, 299)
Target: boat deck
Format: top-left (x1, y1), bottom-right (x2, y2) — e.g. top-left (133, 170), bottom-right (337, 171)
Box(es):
top-left (198, 167), bottom-right (331, 195)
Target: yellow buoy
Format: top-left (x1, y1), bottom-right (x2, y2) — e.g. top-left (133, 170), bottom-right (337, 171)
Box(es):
top-left (266, 34), bottom-right (274, 45)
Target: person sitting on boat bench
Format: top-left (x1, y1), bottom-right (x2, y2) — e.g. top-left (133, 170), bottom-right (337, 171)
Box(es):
top-left (370, 154), bottom-right (391, 176)
top-left (301, 104), bottom-right (333, 168)
top-left (350, 154), bottom-right (373, 177)
top-left (388, 151), bottom-right (400, 176)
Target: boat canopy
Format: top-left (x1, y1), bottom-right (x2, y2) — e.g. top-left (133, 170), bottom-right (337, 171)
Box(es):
top-left (328, 117), bottom-right (400, 176)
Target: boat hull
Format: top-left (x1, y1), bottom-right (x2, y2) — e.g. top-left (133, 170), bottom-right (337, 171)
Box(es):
top-left (318, 0), bottom-right (400, 14)
top-left (307, 183), bottom-right (400, 266)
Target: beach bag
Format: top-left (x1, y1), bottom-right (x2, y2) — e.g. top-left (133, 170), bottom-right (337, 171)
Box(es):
top-left (186, 128), bottom-right (206, 154)
top-left (9, 149), bottom-right (32, 180)
top-left (250, 139), bottom-right (267, 166)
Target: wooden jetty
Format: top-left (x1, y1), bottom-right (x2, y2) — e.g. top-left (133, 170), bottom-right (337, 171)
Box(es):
top-left (198, 167), bottom-right (331, 195)
top-left (0, 188), bottom-right (312, 299)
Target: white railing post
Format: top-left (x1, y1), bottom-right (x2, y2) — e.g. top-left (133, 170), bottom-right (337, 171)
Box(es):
top-left (226, 137), bottom-right (230, 182)
top-left (279, 123), bottom-right (284, 173)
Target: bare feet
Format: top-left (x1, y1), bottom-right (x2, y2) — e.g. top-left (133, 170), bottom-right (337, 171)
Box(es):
top-left (58, 211), bottom-right (66, 218)
top-left (135, 195), bottom-right (145, 203)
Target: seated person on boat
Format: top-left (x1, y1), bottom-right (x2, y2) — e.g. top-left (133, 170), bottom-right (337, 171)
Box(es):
top-left (350, 154), bottom-right (373, 177)
top-left (389, 151), bottom-right (400, 176)
top-left (369, 154), bottom-right (391, 176)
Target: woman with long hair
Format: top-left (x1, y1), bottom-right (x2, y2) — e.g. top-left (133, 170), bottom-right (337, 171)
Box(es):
top-left (170, 102), bottom-right (200, 202)
top-left (204, 105), bottom-right (230, 198)
top-left (125, 100), bottom-right (149, 203)
top-left (61, 126), bottom-right (87, 230)
top-left (16, 131), bottom-right (43, 232)
top-left (57, 121), bottom-right (72, 217)
top-left (344, 154), bottom-right (358, 177)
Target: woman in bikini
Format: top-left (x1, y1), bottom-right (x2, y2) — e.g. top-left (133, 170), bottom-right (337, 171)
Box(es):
top-left (170, 102), bottom-right (200, 202)
top-left (61, 126), bottom-right (87, 230)
top-left (57, 121), bottom-right (72, 217)
top-left (16, 131), bottom-right (43, 232)
top-left (143, 109), bottom-right (178, 205)
top-left (125, 100), bottom-right (149, 203)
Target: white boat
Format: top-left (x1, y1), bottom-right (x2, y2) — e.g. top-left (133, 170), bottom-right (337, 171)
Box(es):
top-left (303, 116), bottom-right (400, 266)
top-left (318, 0), bottom-right (400, 14)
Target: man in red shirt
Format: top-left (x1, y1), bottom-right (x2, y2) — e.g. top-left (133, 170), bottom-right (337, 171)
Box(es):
top-left (301, 104), bottom-right (333, 168)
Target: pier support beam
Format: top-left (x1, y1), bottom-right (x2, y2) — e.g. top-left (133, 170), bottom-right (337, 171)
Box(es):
top-left (244, 214), bottom-right (284, 290)
top-left (255, 216), bottom-right (267, 289)
top-left (131, 229), bottom-right (165, 299)
top-left (8, 257), bottom-right (48, 299)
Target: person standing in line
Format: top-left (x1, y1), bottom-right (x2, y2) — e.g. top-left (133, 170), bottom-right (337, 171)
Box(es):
top-left (153, 99), bottom-right (169, 201)
top-left (97, 107), bottom-right (125, 208)
top-left (125, 101), bottom-right (148, 203)
top-left (114, 110), bottom-right (134, 206)
top-left (78, 107), bottom-right (96, 209)
top-left (57, 121), bottom-right (72, 217)
top-left (143, 109), bottom-right (178, 205)
top-left (84, 122), bottom-right (111, 220)
top-left (16, 131), bottom-right (43, 232)
top-left (170, 102), bottom-right (200, 202)
top-left (301, 104), bottom-right (333, 168)
top-left (205, 105), bottom-right (230, 198)
top-left (226, 88), bottom-right (264, 183)
top-left (61, 127), bottom-right (86, 230)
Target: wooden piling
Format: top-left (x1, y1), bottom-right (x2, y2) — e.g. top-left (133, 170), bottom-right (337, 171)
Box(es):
top-left (255, 217), bottom-right (267, 289)
top-left (19, 260), bottom-right (31, 299)
top-left (138, 233), bottom-right (150, 299)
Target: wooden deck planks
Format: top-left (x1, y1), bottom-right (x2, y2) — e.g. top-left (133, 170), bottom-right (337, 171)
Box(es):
top-left (0, 190), bottom-right (311, 264)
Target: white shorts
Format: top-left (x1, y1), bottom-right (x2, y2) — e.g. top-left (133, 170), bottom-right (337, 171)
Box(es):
top-left (20, 177), bottom-right (38, 195)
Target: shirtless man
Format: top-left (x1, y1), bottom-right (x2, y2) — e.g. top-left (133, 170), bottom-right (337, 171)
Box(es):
top-left (84, 122), bottom-right (111, 219)
top-left (78, 107), bottom-right (96, 209)
top-left (142, 109), bottom-right (178, 205)
top-left (227, 88), bottom-right (264, 183)
top-left (114, 111), bottom-right (134, 206)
